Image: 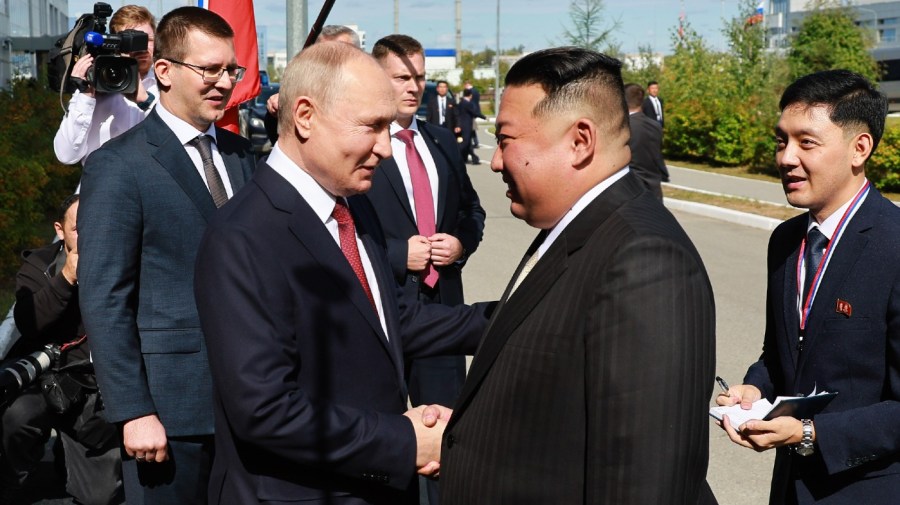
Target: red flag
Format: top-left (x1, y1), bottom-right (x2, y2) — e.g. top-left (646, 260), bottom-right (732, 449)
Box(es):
top-left (208, 0), bottom-right (260, 133)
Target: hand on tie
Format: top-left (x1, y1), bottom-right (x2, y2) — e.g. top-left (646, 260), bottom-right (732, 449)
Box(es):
top-left (407, 235), bottom-right (432, 272)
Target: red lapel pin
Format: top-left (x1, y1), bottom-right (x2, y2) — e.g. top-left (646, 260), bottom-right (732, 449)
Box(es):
top-left (835, 299), bottom-right (852, 318)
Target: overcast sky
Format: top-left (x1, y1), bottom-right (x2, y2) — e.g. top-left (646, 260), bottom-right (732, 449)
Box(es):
top-left (64, 0), bottom-right (742, 56)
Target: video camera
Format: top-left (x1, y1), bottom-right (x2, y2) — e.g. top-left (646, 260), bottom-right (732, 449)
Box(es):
top-left (48, 2), bottom-right (149, 95)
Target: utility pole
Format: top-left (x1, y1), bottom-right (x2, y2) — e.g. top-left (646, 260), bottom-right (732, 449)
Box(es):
top-left (494, 0), bottom-right (500, 115)
top-left (394, 0), bottom-right (399, 33)
top-left (455, 0), bottom-right (462, 64)
top-left (286, 0), bottom-right (307, 61)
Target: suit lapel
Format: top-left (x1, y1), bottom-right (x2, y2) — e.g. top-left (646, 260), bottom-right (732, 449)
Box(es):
top-left (146, 111), bottom-right (218, 221)
top-left (379, 157), bottom-right (416, 224)
top-left (452, 172), bottom-right (645, 420)
top-left (796, 193), bottom-right (876, 375)
top-left (420, 125), bottom-right (451, 228)
top-left (254, 165), bottom-right (397, 368)
top-left (214, 128), bottom-right (250, 194)
top-left (782, 238), bottom-right (802, 369)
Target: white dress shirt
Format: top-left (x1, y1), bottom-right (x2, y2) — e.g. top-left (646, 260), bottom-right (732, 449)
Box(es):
top-left (390, 119), bottom-right (440, 221)
top-left (267, 144), bottom-right (389, 337)
top-left (54, 71), bottom-right (158, 165)
top-left (155, 102), bottom-right (234, 198)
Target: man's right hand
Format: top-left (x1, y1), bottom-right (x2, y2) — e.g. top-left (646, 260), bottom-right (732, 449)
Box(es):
top-left (61, 248), bottom-right (78, 286)
top-left (714, 384), bottom-right (762, 410)
top-left (407, 235), bottom-right (432, 272)
top-left (70, 55), bottom-right (95, 98)
top-left (122, 414), bottom-right (169, 463)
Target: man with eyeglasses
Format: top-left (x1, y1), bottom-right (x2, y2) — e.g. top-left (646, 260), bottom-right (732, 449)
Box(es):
top-left (77, 7), bottom-right (255, 503)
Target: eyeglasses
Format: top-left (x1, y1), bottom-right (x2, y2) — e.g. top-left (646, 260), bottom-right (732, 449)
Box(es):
top-left (165, 57), bottom-right (246, 84)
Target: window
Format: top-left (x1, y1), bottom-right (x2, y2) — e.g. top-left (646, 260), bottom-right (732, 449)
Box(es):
top-left (882, 28), bottom-right (897, 43)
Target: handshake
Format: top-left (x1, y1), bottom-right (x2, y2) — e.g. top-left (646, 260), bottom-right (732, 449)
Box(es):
top-left (403, 404), bottom-right (453, 477)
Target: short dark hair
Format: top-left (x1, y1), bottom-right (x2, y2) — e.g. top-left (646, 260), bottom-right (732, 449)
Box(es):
top-left (624, 83), bottom-right (644, 109)
top-left (780, 69), bottom-right (888, 154)
top-left (647, 80), bottom-right (658, 87)
top-left (58, 194), bottom-right (79, 223)
top-left (505, 46), bottom-right (628, 133)
top-left (154, 7), bottom-right (234, 62)
top-left (436, 80), bottom-right (449, 86)
top-left (372, 34), bottom-right (422, 61)
top-left (463, 88), bottom-right (473, 98)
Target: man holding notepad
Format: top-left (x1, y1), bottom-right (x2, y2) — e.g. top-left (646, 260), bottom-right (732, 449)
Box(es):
top-left (715, 70), bottom-right (900, 504)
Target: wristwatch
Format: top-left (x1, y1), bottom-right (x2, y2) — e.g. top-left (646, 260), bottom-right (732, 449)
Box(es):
top-left (796, 419), bottom-right (815, 456)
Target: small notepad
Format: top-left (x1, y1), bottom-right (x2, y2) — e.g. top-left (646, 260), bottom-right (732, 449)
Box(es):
top-left (709, 391), bottom-right (837, 427)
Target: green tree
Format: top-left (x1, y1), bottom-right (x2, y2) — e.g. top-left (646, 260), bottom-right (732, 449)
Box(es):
top-left (560, 0), bottom-right (620, 53)
top-left (788, 0), bottom-right (880, 82)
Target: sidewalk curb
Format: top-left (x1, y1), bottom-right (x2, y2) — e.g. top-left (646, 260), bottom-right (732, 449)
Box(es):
top-left (665, 198), bottom-right (783, 231)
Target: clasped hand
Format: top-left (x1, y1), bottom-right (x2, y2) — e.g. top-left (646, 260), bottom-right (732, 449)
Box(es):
top-left (403, 404), bottom-right (452, 477)
top-left (715, 384), bottom-right (805, 452)
top-left (407, 235), bottom-right (464, 272)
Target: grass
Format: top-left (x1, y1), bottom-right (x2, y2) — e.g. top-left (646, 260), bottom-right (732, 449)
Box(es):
top-left (664, 186), bottom-right (804, 221)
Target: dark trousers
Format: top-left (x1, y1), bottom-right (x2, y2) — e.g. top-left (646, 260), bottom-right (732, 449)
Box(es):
top-left (120, 434), bottom-right (213, 505)
top-left (406, 285), bottom-right (466, 505)
top-left (0, 387), bottom-right (122, 505)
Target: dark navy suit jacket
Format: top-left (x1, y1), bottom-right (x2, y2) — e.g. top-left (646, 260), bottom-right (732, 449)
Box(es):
top-left (363, 121), bottom-right (484, 306)
top-left (78, 109), bottom-right (255, 436)
top-left (745, 188), bottom-right (900, 504)
top-left (194, 163), bottom-right (488, 505)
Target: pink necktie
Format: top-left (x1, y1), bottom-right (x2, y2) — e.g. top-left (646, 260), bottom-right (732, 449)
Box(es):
top-left (332, 199), bottom-right (378, 314)
top-left (394, 129), bottom-right (439, 287)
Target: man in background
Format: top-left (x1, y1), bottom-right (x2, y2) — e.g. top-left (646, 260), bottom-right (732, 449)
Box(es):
top-left (425, 80), bottom-right (458, 133)
top-left (366, 34), bottom-right (485, 505)
top-left (716, 70), bottom-right (900, 504)
top-left (54, 5), bottom-right (158, 167)
top-left (641, 80), bottom-right (664, 128)
top-left (78, 7), bottom-right (255, 503)
top-left (440, 47), bottom-right (717, 505)
top-left (463, 80), bottom-right (482, 148)
top-left (625, 83), bottom-right (668, 200)
top-left (3, 195), bottom-right (122, 505)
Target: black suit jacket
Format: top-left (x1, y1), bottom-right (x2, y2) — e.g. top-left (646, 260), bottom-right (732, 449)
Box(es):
top-left (628, 111), bottom-right (669, 198)
top-left (642, 95), bottom-right (664, 127)
top-left (441, 172), bottom-right (718, 504)
top-left (194, 163), bottom-right (489, 505)
top-left (425, 94), bottom-right (458, 132)
top-left (78, 109), bottom-right (254, 436)
top-left (744, 188), bottom-right (900, 504)
top-left (363, 121), bottom-right (485, 306)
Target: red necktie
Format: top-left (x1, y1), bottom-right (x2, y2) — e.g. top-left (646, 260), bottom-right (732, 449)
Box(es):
top-left (332, 199), bottom-right (378, 313)
top-left (394, 129), bottom-right (439, 287)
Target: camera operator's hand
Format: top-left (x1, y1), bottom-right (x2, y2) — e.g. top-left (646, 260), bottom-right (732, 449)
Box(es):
top-left (71, 55), bottom-right (95, 98)
top-left (61, 247), bottom-right (78, 286)
top-left (124, 77), bottom-right (149, 106)
top-left (123, 413), bottom-right (169, 463)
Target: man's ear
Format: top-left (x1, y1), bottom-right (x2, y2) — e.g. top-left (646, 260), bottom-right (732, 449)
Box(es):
top-left (571, 118), bottom-right (596, 169)
top-left (294, 97), bottom-right (314, 140)
top-left (54, 222), bottom-right (65, 242)
top-left (154, 59), bottom-right (172, 88)
top-left (851, 132), bottom-right (874, 170)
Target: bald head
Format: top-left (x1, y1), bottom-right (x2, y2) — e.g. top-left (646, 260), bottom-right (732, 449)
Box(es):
top-left (277, 41), bottom-right (395, 196)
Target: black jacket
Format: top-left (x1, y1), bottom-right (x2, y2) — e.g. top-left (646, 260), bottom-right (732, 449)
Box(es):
top-left (12, 241), bottom-right (92, 379)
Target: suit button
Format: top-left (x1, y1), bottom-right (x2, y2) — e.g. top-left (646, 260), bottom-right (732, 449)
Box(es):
top-left (446, 434), bottom-right (456, 448)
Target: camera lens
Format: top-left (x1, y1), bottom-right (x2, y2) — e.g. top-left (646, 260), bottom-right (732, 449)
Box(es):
top-left (100, 62), bottom-right (129, 89)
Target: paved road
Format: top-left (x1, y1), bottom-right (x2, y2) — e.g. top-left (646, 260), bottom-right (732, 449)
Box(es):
top-left (668, 164), bottom-right (788, 205)
top-left (463, 149), bottom-right (775, 505)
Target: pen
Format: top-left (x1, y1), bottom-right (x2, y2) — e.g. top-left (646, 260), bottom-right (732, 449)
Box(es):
top-left (715, 376), bottom-right (730, 395)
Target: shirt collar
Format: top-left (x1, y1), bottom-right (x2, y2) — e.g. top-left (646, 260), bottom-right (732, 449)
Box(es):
top-left (266, 143), bottom-right (337, 225)
top-left (806, 179), bottom-right (869, 240)
top-left (391, 117), bottom-right (422, 137)
top-left (155, 101), bottom-right (217, 145)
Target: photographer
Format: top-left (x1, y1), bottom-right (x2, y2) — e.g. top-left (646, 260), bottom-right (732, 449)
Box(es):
top-left (0, 195), bottom-right (122, 505)
top-left (53, 5), bottom-right (157, 166)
